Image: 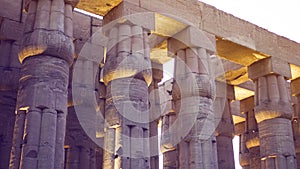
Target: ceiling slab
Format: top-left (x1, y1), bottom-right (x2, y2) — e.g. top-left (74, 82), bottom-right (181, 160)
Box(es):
top-left (234, 86), bottom-right (254, 101)
top-left (77, 0), bottom-right (122, 16)
top-left (291, 64), bottom-right (300, 80)
top-left (216, 37), bottom-right (269, 66)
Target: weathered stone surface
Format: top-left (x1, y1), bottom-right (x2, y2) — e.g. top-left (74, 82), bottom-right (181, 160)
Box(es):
top-left (0, 0), bottom-right (23, 22)
top-left (216, 136), bottom-right (235, 169)
top-left (164, 34), bottom-right (218, 169)
top-left (249, 62), bottom-right (296, 168)
top-left (0, 18), bottom-right (23, 41)
top-left (19, 30), bottom-right (74, 64)
top-left (0, 94), bottom-right (16, 169)
top-left (9, 110), bottom-right (26, 169)
top-left (17, 56), bottom-right (69, 112)
top-left (168, 26), bottom-right (216, 55)
top-left (19, 108), bottom-right (42, 169)
top-left (65, 106), bottom-right (100, 169)
top-left (103, 24), bottom-right (152, 85)
top-left (239, 134), bottom-right (250, 168)
top-left (254, 75), bottom-right (293, 123)
top-left (19, 1), bottom-right (76, 64)
top-left (248, 57), bottom-right (292, 80)
top-left (8, 1), bottom-right (76, 169)
top-left (291, 77), bottom-right (300, 96)
top-left (0, 67), bottom-right (20, 91)
top-left (1, 0), bottom-right (300, 168)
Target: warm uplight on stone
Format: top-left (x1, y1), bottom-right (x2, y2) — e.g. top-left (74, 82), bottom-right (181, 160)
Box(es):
top-left (1, 0), bottom-right (300, 169)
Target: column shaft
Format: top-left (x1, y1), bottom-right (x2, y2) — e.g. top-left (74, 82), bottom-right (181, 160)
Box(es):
top-left (168, 40), bottom-right (218, 169)
top-left (102, 23), bottom-right (152, 169)
top-left (216, 99), bottom-right (235, 169)
top-left (9, 1), bottom-right (78, 169)
top-left (66, 146), bottom-right (80, 169)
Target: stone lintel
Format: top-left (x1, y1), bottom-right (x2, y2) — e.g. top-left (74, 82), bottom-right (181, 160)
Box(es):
top-left (291, 77), bottom-right (300, 96)
top-left (248, 57), bottom-right (292, 80)
top-left (77, 0), bottom-right (300, 67)
top-left (77, 0), bottom-right (122, 16)
top-left (168, 26), bottom-right (216, 55)
top-left (240, 96), bottom-right (254, 114)
top-left (103, 12), bottom-right (155, 36)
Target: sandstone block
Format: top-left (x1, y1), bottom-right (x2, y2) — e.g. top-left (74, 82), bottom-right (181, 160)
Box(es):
top-left (0, 0), bottom-right (22, 21)
top-left (248, 57), bottom-right (292, 80)
top-left (291, 77), bottom-right (300, 96)
top-left (0, 18), bottom-right (23, 41)
top-left (168, 26), bottom-right (216, 55)
top-left (103, 11), bottom-right (155, 34)
top-left (240, 96), bottom-right (254, 113)
top-left (20, 30), bottom-right (74, 64)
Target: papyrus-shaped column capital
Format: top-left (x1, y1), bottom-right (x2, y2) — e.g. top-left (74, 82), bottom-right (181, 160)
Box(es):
top-left (19, 0), bottom-right (77, 64)
top-left (102, 21), bottom-right (153, 85)
top-left (248, 57), bottom-right (293, 123)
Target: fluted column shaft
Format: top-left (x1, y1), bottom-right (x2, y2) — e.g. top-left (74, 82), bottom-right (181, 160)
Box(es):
top-left (245, 109), bottom-right (260, 169)
top-left (161, 100), bottom-right (178, 169)
top-left (102, 23), bottom-right (152, 169)
top-left (149, 65), bottom-right (163, 169)
top-left (166, 43), bottom-right (218, 169)
top-left (9, 1), bottom-right (78, 169)
top-left (239, 131), bottom-right (250, 169)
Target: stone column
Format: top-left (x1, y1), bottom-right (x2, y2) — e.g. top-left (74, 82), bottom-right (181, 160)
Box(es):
top-left (102, 21), bottom-right (152, 169)
top-left (65, 103), bottom-right (99, 169)
top-left (161, 100), bottom-right (178, 169)
top-left (149, 62), bottom-right (163, 169)
top-left (215, 85), bottom-right (235, 169)
top-left (291, 77), bottom-right (300, 168)
top-left (239, 128), bottom-right (250, 169)
top-left (0, 18), bottom-right (21, 169)
top-left (248, 57), bottom-right (296, 169)
top-left (242, 96), bottom-right (260, 169)
top-left (65, 145), bottom-right (96, 169)
top-left (66, 146), bottom-right (80, 169)
top-left (9, 1), bottom-right (78, 169)
top-left (167, 27), bottom-right (218, 169)
top-left (0, 97), bottom-right (16, 169)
